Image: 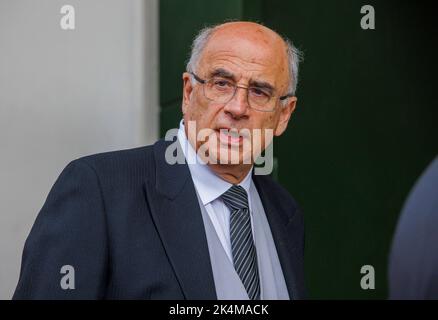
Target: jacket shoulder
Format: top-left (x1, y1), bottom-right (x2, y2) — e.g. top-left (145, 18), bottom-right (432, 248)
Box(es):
top-left (68, 143), bottom-right (157, 181)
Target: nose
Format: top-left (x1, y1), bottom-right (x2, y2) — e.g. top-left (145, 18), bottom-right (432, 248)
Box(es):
top-left (223, 86), bottom-right (250, 119)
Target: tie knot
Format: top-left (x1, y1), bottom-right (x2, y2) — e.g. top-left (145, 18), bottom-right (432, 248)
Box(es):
top-left (221, 185), bottom-right (249, 211)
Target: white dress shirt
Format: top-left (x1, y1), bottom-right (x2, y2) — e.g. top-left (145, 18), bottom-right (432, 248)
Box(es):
top-left (177, 120), bottom-right (253, 263)
top-left (177, 119), bottom-right (290, 299)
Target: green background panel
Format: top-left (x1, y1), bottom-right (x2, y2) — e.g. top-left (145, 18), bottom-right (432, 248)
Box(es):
top-left (159, 0), bottom-right (438, 299)
top-left (160, 0), bottom-right (244, 109)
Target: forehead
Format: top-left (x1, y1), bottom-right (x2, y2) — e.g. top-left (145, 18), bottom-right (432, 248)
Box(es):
top-left (198, 27), bottom-right (289, 85)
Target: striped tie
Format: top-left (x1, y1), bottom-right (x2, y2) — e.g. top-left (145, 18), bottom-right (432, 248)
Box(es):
top-left (221, 185), bottom-right (261, 300)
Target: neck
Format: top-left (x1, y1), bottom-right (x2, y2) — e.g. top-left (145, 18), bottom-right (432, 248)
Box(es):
top-left (207, 163), bottom-right (253, 184)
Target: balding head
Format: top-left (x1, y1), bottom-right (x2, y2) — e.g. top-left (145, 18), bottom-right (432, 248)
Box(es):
top-left (211, 21), bottom-right (286, 49)
top-left (186, 21), bottom-right (301, 96)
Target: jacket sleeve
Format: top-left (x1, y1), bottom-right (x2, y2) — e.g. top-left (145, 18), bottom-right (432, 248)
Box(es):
top-left (13, 159), bottom-right (109, 299)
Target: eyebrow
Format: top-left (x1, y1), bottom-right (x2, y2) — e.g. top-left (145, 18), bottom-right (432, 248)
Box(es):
top-left (209, 68), bottom-right (235, 80)
top-left (208, 68), bottom-right (275, 93)
top-left (249, 80), bottom-right (275, 94)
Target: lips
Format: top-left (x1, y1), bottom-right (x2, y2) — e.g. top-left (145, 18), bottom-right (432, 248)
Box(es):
top-left (216, 128), bottom-right (244, 145)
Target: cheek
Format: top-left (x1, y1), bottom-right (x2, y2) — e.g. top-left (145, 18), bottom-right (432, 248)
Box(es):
top-left (255, 114), bottom-right (277, 131)
top-left (188, 108), bottom-right (202, 122)
top-left (187, 93), bottom-right (206, 121)
top-left (266, 112), bottom-right (283, 130)
top-left (186, 98), bottom-right (220, 135)
top-left (252, 114), bottom-right (278, 148)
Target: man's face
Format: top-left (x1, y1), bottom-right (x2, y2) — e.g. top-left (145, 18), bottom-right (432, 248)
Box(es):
top-left (182, 23), bottom-right (297, 166)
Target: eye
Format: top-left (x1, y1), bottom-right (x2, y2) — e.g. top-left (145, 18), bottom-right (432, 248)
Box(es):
top-left (250, 87), bottom-right (270, 98)
top-left (212, 79), bottom-right (233, 90)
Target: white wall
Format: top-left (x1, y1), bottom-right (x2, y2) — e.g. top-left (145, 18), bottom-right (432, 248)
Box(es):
top-left (0, 0), bottom-right (159, 299)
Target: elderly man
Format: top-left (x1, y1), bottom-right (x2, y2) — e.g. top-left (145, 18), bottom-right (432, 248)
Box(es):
top-left (14, 21), bottom-right (306, 300)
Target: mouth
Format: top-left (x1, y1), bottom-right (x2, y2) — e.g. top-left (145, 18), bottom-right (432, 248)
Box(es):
top-left (216, 127), bottom-right (245, 146)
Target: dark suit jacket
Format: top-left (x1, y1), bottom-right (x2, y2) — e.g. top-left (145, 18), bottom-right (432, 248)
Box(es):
top-left (13, 139), bottom-right (306, 299)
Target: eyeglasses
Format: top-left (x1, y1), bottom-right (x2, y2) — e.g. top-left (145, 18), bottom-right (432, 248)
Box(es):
top-left (189, 72), bottom-right (294, 112)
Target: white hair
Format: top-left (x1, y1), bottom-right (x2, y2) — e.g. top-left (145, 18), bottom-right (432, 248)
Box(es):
top-left (186, 24), bottom-right (303, 98)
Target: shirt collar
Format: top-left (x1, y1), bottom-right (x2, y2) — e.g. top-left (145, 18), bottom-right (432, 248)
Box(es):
top-left (177, 119), bottom-right (253, 206)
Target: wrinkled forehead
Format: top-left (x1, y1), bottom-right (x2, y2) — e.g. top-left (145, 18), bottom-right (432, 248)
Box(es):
top-left (198, 25), bottom-right (289, 85)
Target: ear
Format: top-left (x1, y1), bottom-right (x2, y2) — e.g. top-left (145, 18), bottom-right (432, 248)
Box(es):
top-left (274, 96), bottom-right (297, 136)
top-left (182, 72), bottom-right (193, 115)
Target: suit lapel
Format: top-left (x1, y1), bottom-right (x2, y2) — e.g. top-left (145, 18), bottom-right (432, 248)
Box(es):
top-left (142, 139), bottom-right (304, 299)
top-left (253, 174), bottom-right (304, 299)
top-left (143, 139), bottom-right (217, 299)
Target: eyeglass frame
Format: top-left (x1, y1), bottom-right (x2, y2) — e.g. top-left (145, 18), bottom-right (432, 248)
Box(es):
top-left (188, 72), bottom-right (294, 112)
